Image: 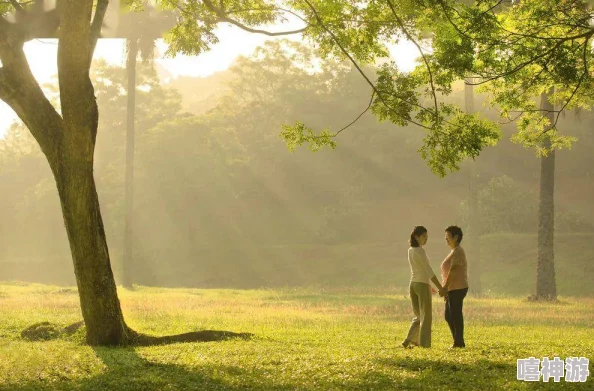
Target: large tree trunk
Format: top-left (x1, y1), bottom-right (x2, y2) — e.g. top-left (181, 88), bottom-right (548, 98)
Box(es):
top-left (122, 38), bottom-right (138, 289)
top-left (536, 92), bottom-right (557, 300)
top-left (0, 0), bottom-right (132, 345)
top-left (51, 155), bottom-right (130, 345)
top-left (465, 77), bottom-right (482, 295)
top-left (58, 0), bottom-right (131, 343)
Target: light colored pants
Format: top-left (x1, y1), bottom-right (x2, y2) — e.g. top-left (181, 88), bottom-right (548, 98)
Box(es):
top-left (404, 282), bottom-right (432, 347)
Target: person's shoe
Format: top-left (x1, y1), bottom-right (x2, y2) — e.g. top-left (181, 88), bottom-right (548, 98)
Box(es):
top-left (450, 343), bottom-right (466, 349)
top-left (401, 339), bottom-right (416, 348)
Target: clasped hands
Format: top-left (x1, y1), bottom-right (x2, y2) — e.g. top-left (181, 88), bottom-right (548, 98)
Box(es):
top-left (438, 288), bottom-right (448, 298)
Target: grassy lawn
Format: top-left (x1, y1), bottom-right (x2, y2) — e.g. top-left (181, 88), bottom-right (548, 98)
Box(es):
top-left (0, 283), bottom-right (592, 390)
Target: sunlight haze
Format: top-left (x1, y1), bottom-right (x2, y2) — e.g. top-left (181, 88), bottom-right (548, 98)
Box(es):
top-left (0, 24), bottom-right (419, 138)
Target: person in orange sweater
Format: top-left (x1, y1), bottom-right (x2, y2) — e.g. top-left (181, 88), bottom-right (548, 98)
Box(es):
top-left (440, 225), bottom-right (469, 348)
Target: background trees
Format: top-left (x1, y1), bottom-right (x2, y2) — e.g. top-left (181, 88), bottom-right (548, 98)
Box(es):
top-left (2, 39), bottom-right (593, 293)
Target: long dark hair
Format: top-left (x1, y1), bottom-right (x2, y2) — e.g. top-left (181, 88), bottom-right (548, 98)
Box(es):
top-left (410, 226), bottom-right (427, 247)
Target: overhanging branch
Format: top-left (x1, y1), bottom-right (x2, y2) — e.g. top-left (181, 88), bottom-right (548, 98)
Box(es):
top-left (201, 0), bottom-right (308, 36)
top-left (302, 0), bottom-right (433, 131)
top-left (226, 6), bottom-right (308, 24)
top-left (334, 91), bottom-right (375, 137)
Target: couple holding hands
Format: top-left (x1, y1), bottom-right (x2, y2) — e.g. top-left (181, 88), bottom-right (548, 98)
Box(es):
top-left (401, 225), bottom-right (469, 349)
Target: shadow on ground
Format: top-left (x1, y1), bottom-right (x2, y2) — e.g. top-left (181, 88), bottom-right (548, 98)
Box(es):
top-left (20, 321), bottom-right (253, 346)
top-left (2, 346), bottom-right (555, 391)
top-left (132, 329), bottom-right (253, 345)
top-left (0, 344), bottom-right (297, 391)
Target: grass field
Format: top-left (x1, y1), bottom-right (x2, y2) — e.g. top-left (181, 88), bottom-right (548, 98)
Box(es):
top-left (0, 283), bottom-right (592, 390)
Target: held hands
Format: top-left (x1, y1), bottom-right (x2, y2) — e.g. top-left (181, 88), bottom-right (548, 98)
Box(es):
top-left (438, 288), bottom-right (448, 298)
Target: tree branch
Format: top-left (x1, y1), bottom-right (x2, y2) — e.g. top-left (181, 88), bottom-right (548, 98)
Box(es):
top-left (302, 0), bottom-right (433, 131)
top-left (58, 0), bottom-right (98, 144)
top-left (201, 0), bottom-right (308, 36)
top-left (309, 91), bottom-right (376, 141)
top-left (226, 6), bottom-right (308, 24)
top-left (386, 0), bottom-right (439, 128)
top-left (89, 0), bottom-right (109, 60)
top-left (466, 31), bottom-right (591, 86)
top-left (334, 90), bottom-right (375, 136)
top-left (0, 47), bottom-right (63, 155)
top-left (552, 70), bottom-right (587, 130)
top-left (0, 11), bottom-right (16, 44)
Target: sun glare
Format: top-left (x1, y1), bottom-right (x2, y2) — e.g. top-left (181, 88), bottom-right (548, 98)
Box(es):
top-left (0, 24), bottom-right (420, 139)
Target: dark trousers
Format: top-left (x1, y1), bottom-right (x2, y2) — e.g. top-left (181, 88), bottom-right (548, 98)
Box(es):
top-left (444, 287), bottom-right (468, 347)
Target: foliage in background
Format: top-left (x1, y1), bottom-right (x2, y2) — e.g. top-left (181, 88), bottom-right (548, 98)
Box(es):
top-left (458, 175), bottom-right (594, 235)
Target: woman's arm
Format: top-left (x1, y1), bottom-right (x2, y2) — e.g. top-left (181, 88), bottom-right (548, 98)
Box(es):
top-left (430, 275), bottom-right (446, 293)
top-left (419, 249), bottom-right (447, 295)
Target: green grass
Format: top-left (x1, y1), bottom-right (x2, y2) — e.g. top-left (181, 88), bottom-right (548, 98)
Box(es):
top-left (0, 283), bottom-right (593, 390)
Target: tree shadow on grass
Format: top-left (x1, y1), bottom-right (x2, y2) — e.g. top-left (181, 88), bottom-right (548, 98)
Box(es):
top-left (20, 321), bottom-right (253, 346)
top-left (131, 329), bottom-right (253, 345)
top-left (2, 346), bottom-right (582, 391)
top-left (371, 357), bottom-right (531, 390)
top-left (1, 342), bottom-right (295, 391)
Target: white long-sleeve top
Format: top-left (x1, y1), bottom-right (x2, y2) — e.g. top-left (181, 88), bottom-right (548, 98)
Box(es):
top-left (408, 246), bottom-right (437, 284)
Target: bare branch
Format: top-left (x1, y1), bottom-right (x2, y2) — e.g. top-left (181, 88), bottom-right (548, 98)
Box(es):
top-left (219, 18), bottom-right (306, 36)
top-left (309, 91), bottom-right (376, 141)
top-left (334, 90), bottom-right (375, 136)
top-left (498, 111), bottom-right (525, 125)
top-left (552, 70), bottom-right (587, 129)
top-left (226, 6), bottom-right (308, 25)
top-left (201, 0), bottom-right (308, 36)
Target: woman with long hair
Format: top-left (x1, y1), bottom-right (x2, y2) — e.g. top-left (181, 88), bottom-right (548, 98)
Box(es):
top-left (402, 226), bottom-right (447, 348)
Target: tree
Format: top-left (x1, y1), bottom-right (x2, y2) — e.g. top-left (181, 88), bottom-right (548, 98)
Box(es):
top-left (123, 34), bottom-right (139, 289)
top-left (257, 0), bottom-right (594, 300)
top-left (0, 0), bottom-right (315, 345)
top-left (537, 91), bottom-right (557, 299)
top-left (118, 2), bottom-right (176, 288)
top-left (465, 77), bottom-right (482, 295)
top-left (0, 0), bottom-right (129, 345)
top-left (422, 1), bottom-right (594, 300)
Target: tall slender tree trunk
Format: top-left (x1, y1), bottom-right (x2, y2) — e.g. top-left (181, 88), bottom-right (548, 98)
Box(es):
top-left (122, 38), bottom-right (138, 289)
top-left (465, 77), bottom-right (482, 295)
top-left (0, 0), bottom-right (132, 345)
top-left (536, 92), bottom-right (557, 300)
